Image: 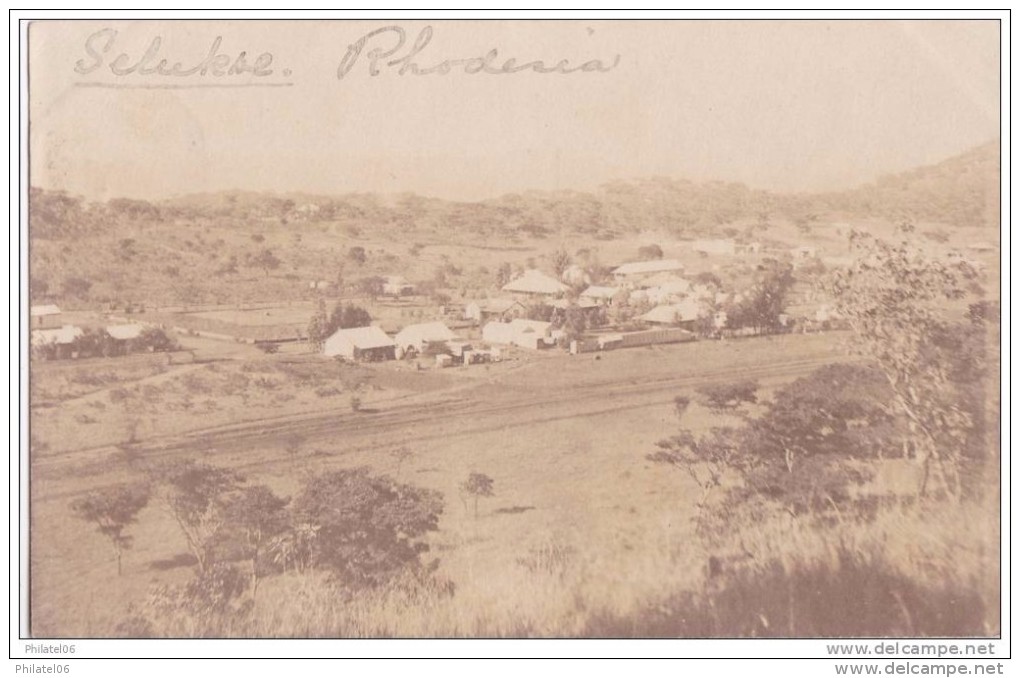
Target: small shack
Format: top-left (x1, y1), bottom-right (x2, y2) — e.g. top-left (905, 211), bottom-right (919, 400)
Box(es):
top-left (30, 304), bottom-right (62, 329)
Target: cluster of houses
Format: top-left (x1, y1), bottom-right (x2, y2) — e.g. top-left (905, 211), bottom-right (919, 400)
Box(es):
top-left (30, 304), bottom-right (153, 357)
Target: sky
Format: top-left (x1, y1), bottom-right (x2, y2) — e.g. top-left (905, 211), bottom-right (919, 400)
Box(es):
top-left (28, 19), bottom-right (1000, 202)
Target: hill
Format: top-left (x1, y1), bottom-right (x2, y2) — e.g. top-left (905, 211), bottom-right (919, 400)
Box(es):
top-left (28, 141), bottom-right (999, 308)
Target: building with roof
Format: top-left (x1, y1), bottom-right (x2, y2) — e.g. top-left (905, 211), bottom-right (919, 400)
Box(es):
top-left (105, 324), bottom-right (146, 341)
top-left (611, 259), bottom-right (685, 282)
top-left (639, 299), bottom-right (706, 328)
top-left (502, 270), bottom-right (569, 298)
top-left (482, 318), bottom-right (557, 350)
top-left (323, 326), bottom-right (396, 361)
top-left (394, 321), bottom-right (458, 356)
top-left (383, 276), bottom-right (415, 297)
top-left (31, 324), bottom-right (83, 348)
top-left (560, 264), bottom-right (589, 286)
top-left (30, 304), bottom-right (62, 329)
top-left (579, 285), bottom-right (621, 305)
top-left (464, 298), bottom-right (527, 324)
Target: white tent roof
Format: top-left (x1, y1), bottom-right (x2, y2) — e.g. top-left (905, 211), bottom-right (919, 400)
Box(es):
top-left (105, 324), bottom-right (145, 340)
top-left (326, 325), bottom-right (395, 350)
top-left (394, 321), bottom-right (457, 347)
top-left (502, 270), bottom-right (568, 295)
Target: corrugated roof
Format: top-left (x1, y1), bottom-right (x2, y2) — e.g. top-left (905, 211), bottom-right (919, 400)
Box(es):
top-left (502, 270), bottom-right (568, 295)
top-left (612, 259), bottom-right (684, 276)
top-left (640, 300), bottom-right (705, 324)
top-left (31, 325), bottom-right (83, 346)
top-left (580, 285), bottom-right (620, 299)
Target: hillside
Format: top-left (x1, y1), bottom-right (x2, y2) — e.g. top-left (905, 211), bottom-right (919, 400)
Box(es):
top-left (28, 141), bottom-right (999, 308)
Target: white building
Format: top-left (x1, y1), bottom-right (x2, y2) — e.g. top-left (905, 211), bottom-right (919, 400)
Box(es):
top-left (482, 319), bottom-right (557, 350)
top-left (579, 285), bottom-right (621, 305)
top-left (611, 259), bottom-right (685, 282)
top-left (31, 325), bottom-right (83, 348)
top-left (502, 270), bottom-right (569, 298)
top-left (393, 321), bottom-right (457, 355)
top-left (382, 276), bottom-right (415, 297)
top-left (105, 324), bottom-right (146, 341)
top-left (30, 304), bottom-right (61, 329)
top-left (323, 326), bottom-right (396, 361)
top-left (464, 298), bottom-right (526, 323)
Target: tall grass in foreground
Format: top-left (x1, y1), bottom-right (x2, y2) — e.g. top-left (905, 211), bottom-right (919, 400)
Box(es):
top-left (119, 494), bottom-right (997, 638)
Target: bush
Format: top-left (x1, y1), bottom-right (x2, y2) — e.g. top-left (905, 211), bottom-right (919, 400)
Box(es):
top-left (291, 468), bottom-right (443, 587)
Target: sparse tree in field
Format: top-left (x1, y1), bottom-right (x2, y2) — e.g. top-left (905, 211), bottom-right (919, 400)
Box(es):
top-left (649, 429), bottom-right (741, 527)
top-left (151, 461), bottom-right (243, 573)
top-left (292, 468), bottom-right (443, 586)
top-left (219, 485), bottom-right (290, 598)
top-left (390, 446), bottom-right (415, 479)
top-left (70, 482), bottom-right (151, 575)
top-left (694, 271), bottom-right (723, 289)
top-left (673, 395), bottom-right (692, 421)
top-left (347, 246), bottom-right (367, 265)
top-left (638, 244), bottom-right (664, 260)
top-left (826, 227), bottom-right (983, 498)
top-left (695, 380), bottom-right (758, 413)
top-left (250, 249), bottom-right (281, 277)
top-left (461, 472), bottom-right (495, 519)
top-left (349, 395), bottom-right (362, 412)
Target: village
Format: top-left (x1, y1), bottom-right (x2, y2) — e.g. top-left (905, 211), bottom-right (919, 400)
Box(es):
top-left (29, 236), bottom-right (871, 370)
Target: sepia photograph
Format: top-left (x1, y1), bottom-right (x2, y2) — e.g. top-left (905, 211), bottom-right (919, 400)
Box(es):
top-left (18, 14), bottom-right (1004, 655)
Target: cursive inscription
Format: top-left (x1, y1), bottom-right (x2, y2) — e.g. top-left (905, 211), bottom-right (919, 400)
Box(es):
top-left (337, 25), bottom-right (620, 79)
top-left (75, 28), bottom-right (277, 78)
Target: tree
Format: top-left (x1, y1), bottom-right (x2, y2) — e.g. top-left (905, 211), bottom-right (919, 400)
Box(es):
top-left (390, 447), bottom-right (415, 479)
top-left (347, 246), bottom-right (367, 264)
top-left (292, 468), bottom-right (443, 587)
top-left (553, 303), bottom-right (587, 346)
top-left (151, 461), bottom-right (243, 572)
top-left (307, 299), bottom-right (330, 350)
top-left (649, 429), bottom-right (742, 528)
top-left (251, 249), bottom-right (281, 277)
top-left (551, 249), bottom-right (572, 277)
top-left (726, 260), bottom-right (794, 334)
top-left (826, 228), bottom-right (983, 498)
top-left (673, 395), bottom-right (691, 421)
top-left (638, 244), bottom-right (664, 260)
top-left (329, 303), bottom-right (372, 331)
top-left (496, 262), bottom-right (513, 287)
top-left (70, 483), bottom-right (150, 575)
top-left (695, 380), bottom-right (758, 413)
top-left (461, 472), bottom-right (494, 519)
top-left (356, 276), bottom-right (385, 299)
top-left (219, 486), bottom-right (290, 598)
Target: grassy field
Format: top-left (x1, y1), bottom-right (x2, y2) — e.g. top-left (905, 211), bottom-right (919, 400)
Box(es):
top-left (30, 332), bottom-right (856, 637)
